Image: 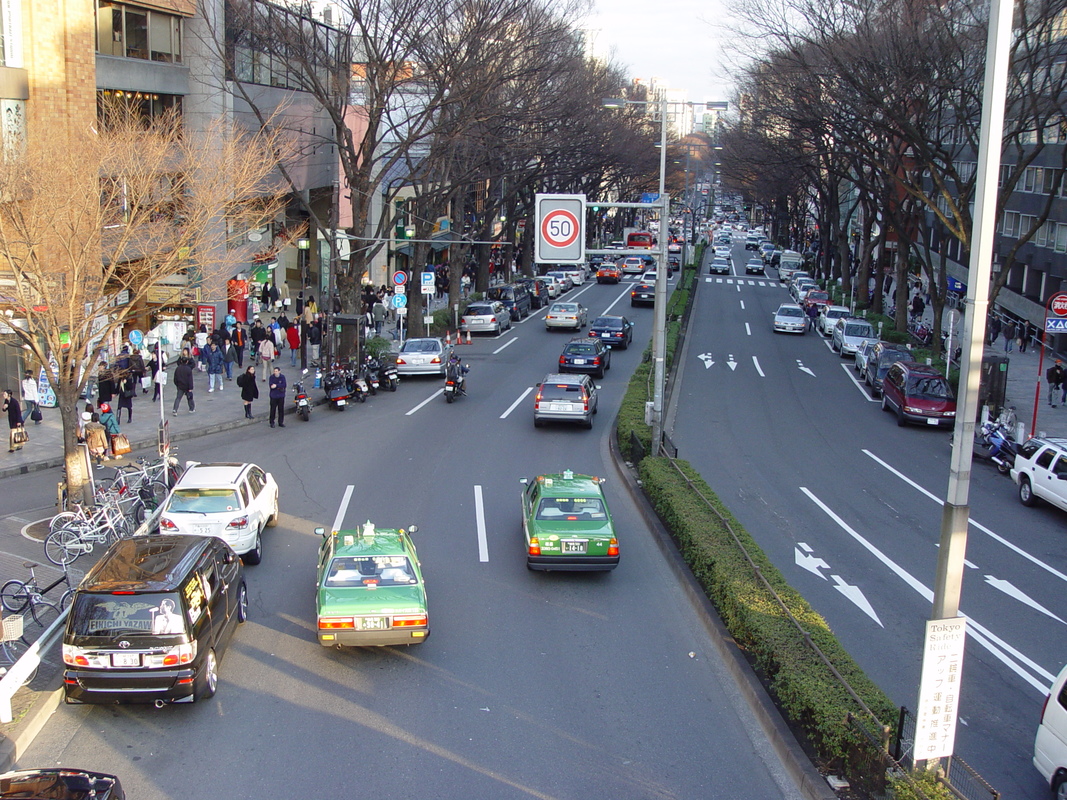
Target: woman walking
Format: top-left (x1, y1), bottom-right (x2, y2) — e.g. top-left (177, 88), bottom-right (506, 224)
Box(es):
top-left (98, 403), bottom-right (121, 460)
top-left (258, 337), bottom-right (276, 382)
top-left (237, 366), bottom-right (259, 419)
top-left (117, 373), bottom-right (136, 423)
top-left (3, 389), bottom-right (24, 453)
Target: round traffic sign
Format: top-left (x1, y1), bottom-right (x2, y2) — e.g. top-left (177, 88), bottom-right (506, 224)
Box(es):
top-left (392, 293), bottom-right (408, 308)
top-left (540, 209), bottom-right (580, 249)
top-left (392, 271), bottom-right (408, 286)
top-left (1052, 293), bottom-right (1067, 316)
top-left (128, 329), bottom-right (144, 347)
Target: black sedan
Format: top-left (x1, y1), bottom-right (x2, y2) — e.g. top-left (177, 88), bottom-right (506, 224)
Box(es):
top-left (558, 338), bottom-right (611, 378)
top-left (588, 316), bottom-right (634, 349)
top-left (630, 283), bottom-right (655, 307)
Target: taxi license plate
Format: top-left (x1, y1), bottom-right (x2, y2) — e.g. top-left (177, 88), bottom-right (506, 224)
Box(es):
top-left (561, 539), bottom-right (588, 554)
top-left (336, 398), bottom-right (346, 406)
top-left (359, 617), bottom-right (388, 630)
top-left (194, 525), bottom-right (214, 535)
top-left (112, 653), bottom-right (141, 667)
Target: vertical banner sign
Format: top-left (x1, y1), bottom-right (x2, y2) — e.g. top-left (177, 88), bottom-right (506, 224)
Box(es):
top-left (1046, 292), bottom-right (1067, 333)
top-left (535, 194), bottom-right (585, 264)
top-left (913, 617), bottom-right (967, 762)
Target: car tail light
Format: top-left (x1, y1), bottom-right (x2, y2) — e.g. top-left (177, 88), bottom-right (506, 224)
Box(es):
top-left (534, 392), bottom-right (541, 409)
top-left (608, 538), bottom-right (619, 557)
top-left (318, 617), bottom-right (355, 629)
top-left (528, 537), bottom-right (541, 556)
top-left (62, 645), bottom-right (91, 667)
top-left (159, 517), bottom-right (178, 530)
top-left (145, 642), bottom-right (197, 667)
top-left (392, 614), bottom-right (428, 627)
top-left (631, 290), bottom-right (636, 297)
top-left (489, 317), bottom-right (497, 323)
top-left (592, 357), bottom-right (600, 365)
top-left (559, 355), bottom-right (566, 366)
top-left (225, 516), bottom-right (248, 530)
top-left (583, 395), bottom-right (590, 411)
top-left (396, 357), bottom-right (407, 365)
top-left (431, 356), bottom-right (441, 364)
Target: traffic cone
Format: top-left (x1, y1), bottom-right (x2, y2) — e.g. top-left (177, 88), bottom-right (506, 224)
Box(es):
top-left (445, 331), bottom-right (452, 347)
top-left (464, 330), bottom-right (472, 345)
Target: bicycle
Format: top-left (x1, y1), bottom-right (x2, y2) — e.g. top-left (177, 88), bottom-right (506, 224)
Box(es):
top-left (0, 615), bottom-right (37, 686)
top-left (49, 495), bottom-right (133, 539)
top-left (1, 561), bottom-right (80, 621)
top-left (44, 502), bottom-right (133, 567)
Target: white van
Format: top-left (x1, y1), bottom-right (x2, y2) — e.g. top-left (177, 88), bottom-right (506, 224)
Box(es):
top-left (1035, 662), bottom-right (1067, 795)
top-left (778, 250), bottom-right (805, 280)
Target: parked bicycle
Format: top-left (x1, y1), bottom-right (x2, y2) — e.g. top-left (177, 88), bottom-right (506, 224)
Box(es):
top-left (44, 500), bottom-right (133, 567)
top-left (1, 561), bottom-right (81, 621)
top-left (0, 615), bottom-right (35, 686)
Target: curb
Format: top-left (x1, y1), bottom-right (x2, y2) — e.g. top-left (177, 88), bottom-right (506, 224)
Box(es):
top-left (0, 685), bottom-right (62, 773)
top-left (608, 436), bottom-right (836, 799)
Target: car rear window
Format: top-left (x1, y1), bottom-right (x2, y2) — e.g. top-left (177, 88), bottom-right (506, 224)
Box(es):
top-left (845, 323), bottom-right (873, 337)
top-left (565, 343), bottom-right (597, 355)
top-left (907, 376), bottom-right (953, 399)
top-left (485, 288), bottom-right (511, 301)
top-left (535, 497), bottom-right (606, 520)
top-left (324, 556), bottom-right (416, 587)
top-left (70, 592), bottom-right (186, 636)
top-left (168, 488), bottom-right (240, 513)
top-left (400, 340), bottom-right (440, 354)
top-left (552, 304), bottom-right (578, 312)
top-left (592, 318), bottom-right (622, 329)
top-left (539, 384), bottom-right (584, 401)
top-left (464, 304), bottom-right (493, 315)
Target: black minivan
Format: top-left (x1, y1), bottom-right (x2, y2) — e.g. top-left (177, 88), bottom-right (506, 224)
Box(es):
top-left (63, 534), bottom-right (247, 706)
top-left (486, 283), bottom-right (532, 320)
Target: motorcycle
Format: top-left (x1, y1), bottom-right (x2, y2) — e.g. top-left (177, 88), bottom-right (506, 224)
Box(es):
top-left (379, 358), bottom-right (399, 392)
top-left (350, 363), bottom-right (370, 403)
top-left (364, 356), bottom-right (381, 396)
top-left (322, 365), bottom-right (350, 411)
top-left (443, 358), bottom-right (469, 403)
top-left (974, 420), bottom-right (1018, 474)
top-left (293, 369), bottom-right (312, 421)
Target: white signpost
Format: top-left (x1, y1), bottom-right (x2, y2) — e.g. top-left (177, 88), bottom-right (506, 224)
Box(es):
top-left (535, 193), bottom-right (585, 264)
top-left (913, 617), bottom-right (967, 763)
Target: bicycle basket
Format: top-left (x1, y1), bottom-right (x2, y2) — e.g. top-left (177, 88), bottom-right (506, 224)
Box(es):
top-left (2, 615), bottom-right (24, 642)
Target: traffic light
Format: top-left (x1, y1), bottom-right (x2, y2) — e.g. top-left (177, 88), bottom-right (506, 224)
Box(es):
top-left (591, 205), bottom-right (599, 212)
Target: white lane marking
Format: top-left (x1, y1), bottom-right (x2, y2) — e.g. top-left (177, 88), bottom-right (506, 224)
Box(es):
top-left (500, 387), bottom-right (534, 419)
top-left (740, 300), bottom-right (745, 310)
top-left (602, 284), bottom-right (633, 315)
top-left (745, 322), bottom-right (751, 336)
top-left (841, 363), bottom-right (879, 401)
top-left (493, 337), bottom-right (518, 355)
top-left (735, 282), bottom-right (742, 292)
top-left (474, 485), bottom-right (488, 562)
top-left (331, 484), bottom-right (354, 533)
top-left (802, 487), bottom-right (1053, 691)
top-left (406, 389), bottom-right (444, 415)
top-left (863, 449), bottom-right (1067, 585)
top-left (984, 575), bottom-right (1065, 623)
top-left (752, 355), bottom-right (764, 377)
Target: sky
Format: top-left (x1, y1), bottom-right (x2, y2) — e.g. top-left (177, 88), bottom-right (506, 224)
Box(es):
top-left (585, 0), bottom-right (738, 104)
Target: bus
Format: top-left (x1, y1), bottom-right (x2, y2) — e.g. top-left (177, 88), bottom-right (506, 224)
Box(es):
top-left (626, 231), bottom-right (654, 250)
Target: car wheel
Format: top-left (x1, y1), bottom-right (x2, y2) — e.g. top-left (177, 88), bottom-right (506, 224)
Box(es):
top-left (881, 395), bottom-right (889, 412)
top-left (896, 405), bottom-right (907, 427)
top-left (533, 418), bottom-right (544, 428)
top-left (605, 356), bottom-right (611, 370)
top-left (236, 583), bottom-right (248, 623)
top-left (243, 530), bottom-right (263, 566)
top-left (1019, 475), bottom-right (1037, 507)
top-left (200, 649), bottom-right (218, 700)
top-left (595, 367), bottom-right (605, 379)
top-left (1054, 772), bottom-right (1067, 800)
top-left (583, 417), bottom-right (593, 429)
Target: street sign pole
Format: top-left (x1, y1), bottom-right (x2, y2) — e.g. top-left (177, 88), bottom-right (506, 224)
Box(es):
top-left (1032, 291), bottom-right (1067, 437)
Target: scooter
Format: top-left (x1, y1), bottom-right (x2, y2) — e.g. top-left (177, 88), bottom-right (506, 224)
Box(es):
top-left (379, 359), bottom-right (399, 392)
top-left (974, 420), bottom-right (1017, 475)
top-left (364, 356), bottom-right (381, 396)
top-left (293, 369), bottom-right (312, 421)
top-left (322, 366), bottom-right (350, 411)
top-left (443, 359), bottom-right (469, 403)
top-left (350, 363), bottom-right (370, 403)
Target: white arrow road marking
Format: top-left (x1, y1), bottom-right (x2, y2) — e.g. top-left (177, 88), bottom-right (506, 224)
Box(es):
top-left (727, 355), bottom-right (738, 371)
top-left (794, 544), bottom-right (830, 579)
top-left (752, 356), bottom-right (765, 377)
top-left (985, 575), bottom-right (1066, 623)
top-left (831, 575), bottom-right (883, 627)
top-left (796, 359), bottom-right (815, 377)
top-left (698, 353), bottom-right (715, 369)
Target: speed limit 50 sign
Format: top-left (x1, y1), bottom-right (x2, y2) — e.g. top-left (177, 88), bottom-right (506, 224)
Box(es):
top-left (535, 193), bottom-right (586, 264)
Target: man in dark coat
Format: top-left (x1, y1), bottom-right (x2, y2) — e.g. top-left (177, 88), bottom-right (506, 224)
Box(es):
top-left (267, 366), bottom-right (287, 428)
top-left (172, 357), bottom-right (195, 415)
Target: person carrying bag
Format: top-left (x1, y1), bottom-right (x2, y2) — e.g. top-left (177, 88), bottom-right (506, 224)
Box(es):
top-left (3, 390), bottom-right (25, 453)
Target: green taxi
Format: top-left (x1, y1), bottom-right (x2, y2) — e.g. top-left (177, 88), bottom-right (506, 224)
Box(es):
top-left (315, 521), bottom-right (429, 646)
top-left (520, 471), bottom-right (619, 571)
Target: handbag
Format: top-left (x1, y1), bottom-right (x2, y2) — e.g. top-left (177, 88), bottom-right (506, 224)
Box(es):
top-left (12, 426), bottom-right (28, 445)
top-left (111, 433), bottom-right (131, 456)
top-left (30, 406), bottom-right (42, 422)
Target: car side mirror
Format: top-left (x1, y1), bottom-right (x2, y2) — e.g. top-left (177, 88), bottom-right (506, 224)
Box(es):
top-left (519, 477), bottom-right (528, 485)
top-left (315, 526), bottom-right (326, 537)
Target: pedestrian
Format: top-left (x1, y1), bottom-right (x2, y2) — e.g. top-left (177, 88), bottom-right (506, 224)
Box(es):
top-left (130, 348), bottom-right (147, 393)
top-left (1020, 322), bottom-right (1033, 353)
top-left (83, 413), bottom-right (107, 466)
top-left (117, 373), bottom-right (136, 423)
top-left (236, 365), bottom-right (259, 419)
top-left (258, 336), bottom-right (276, 382)
top-left (20, 370), bottom-right (39, 425)
top-left (224, 308), bottom-right (237, 334)
top-left (988, 316), bottom-right (1002, 346)
top-left (250, 318), bottom-right (267, 360)
top-left (194, 324), bottom-right (209, 369)
top-left (1048, 360), bottom-right (1065, 407)
top-left (268, 366), bottom-right (286, 428)
top-left (1003, 320), bottom-right (1017, 352)
top-left (372, 299), bottom-right (387, 337)
top-left (232, 321), bottom-right (246, 368)
top-left (96, 365), bottom-right (115, 405)
top-left (806, 303), bottom-right (819, 331)
top-left (205, 341), bottom-right (225, 393)
top-left (150, 348), bottom-right (167, 402)
top-left (286, 321), bottom-right (300, 366)
top-left (3, 389), bottom-right (24, 453)
top-left (910, 293), bottom-right (925, 322)
top-left (223, 336), bottom-right (237, 380)
top-left (98, 402), bottom-right (121, 459)
top-left (172, 356), bottom-right (196, 415)
top-left (307, 319), bottom-right (322, 365)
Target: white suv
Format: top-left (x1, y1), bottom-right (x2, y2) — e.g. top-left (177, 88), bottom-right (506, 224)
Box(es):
top-left (1011, 438), bottom-right (1067, 512)
top-left (159, 462), bottom-right (280, 564)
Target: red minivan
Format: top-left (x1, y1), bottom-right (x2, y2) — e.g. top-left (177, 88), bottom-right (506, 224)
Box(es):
top-left (880, 361), bottom-right (957, 427)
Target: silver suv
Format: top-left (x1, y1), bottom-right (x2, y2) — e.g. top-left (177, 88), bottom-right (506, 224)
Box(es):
top-left (533, 373), bottom-right (599, 429)
top-left (1011, 437), bottom-right (1067, 511)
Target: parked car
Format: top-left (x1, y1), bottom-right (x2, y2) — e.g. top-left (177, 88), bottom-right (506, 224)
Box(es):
top-left (1011, 437), bottom-right (1067, 511)
top-left (863, 341), bottom-right (910, 396)
top-left (0, 769), bottom-right (125, 800)
top-left (541, 275), bottom-right (563, 299)
top-left (801, 289), bottom-right (830, 311)
top-left (395, 337), bottom-right (452, 376)
top-left (63, 534), bottom-right (247, 705)
top-left (880, 361), bottom-right (956, 427)
top-left (790, 279), bottom-right (817, 303)
top-left (516, 277), bottom-right (548, 309)
top-left (545, 302), bottom-right (587, 330)
top-left (460, 301), bottom-right (512, 335)
top-left (559, 337), bottom-right (611, 378)
top-left (853, 338), bottom-right (878, 375)
top-left (1035, 661), bottom-right (1067, 797)
top-left (533, 373), bottom-right (599, 428)
top-left (159, 462), bottom-right (279, 565)
top-left (630, 283), bottom-right (655, 307)
top-left (485, 283), bottom-right (532, 320)
top-left (520, 471), bottom-right (619, 571)
top-left (833, 318), bottom-right (878, 357)
top-left (562, 267), bottom-right (585, 286)
top-left (543, 271), bottom-right (573, 291)
top-left (772, 303), bottom-right (807, 334)
top-left (817, 305), bottom-right (850, 336)
top-left (588, 315), bottom-right (634, 349)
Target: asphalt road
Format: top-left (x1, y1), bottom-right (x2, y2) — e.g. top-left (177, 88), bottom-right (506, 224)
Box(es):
top-left (672, 235), bottom-right (1065, 798)
top-left (13, 275), bottom-right (809, 799)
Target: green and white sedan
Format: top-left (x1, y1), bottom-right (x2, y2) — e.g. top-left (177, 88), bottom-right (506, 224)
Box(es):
top-left (520, 471), bottom-right (619, 571)
top-left (315, 521), bottom-right (429, 646)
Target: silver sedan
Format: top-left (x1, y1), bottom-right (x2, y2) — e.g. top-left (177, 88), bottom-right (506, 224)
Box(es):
top-left (460, 301), bottom-right (512, 335)
top-left (394, 338), bottom-right (453, 376)
top-left (545, 302), bottom-right (588, 331)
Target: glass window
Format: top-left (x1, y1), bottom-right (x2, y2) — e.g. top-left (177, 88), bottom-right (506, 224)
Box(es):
top-left (535, 496), bottom-right (606, 520)
top-left (324, 556), bottom-right (417, 587)
top-left (1036, 448), bottom-right (1056, 469)
top-left (167, 489), bottom-right (241, 513)
top-left (124, 8), bottom-right (147, 59)
top-left (71, 592), bottom-right (185, 636)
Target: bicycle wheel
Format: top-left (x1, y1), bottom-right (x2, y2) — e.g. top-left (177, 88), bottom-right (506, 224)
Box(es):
top-left (0, 581), bottom-right (30, 614)
top-left (0, 640), bottom-right (37, 686)
top-left (44, 528), bottom-right (86, 566)
top-left (26, 601), bottom-right (60, 632)
top-left (49, 511), bottom-right (82, 535)
top-left (59, 587), bottom-right (75, 610)
top-left (140, 480), bottom-right (169, 510)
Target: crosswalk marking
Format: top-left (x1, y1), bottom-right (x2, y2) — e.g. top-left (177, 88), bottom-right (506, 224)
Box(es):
top-left (704, 277), bottom-right (785, 288)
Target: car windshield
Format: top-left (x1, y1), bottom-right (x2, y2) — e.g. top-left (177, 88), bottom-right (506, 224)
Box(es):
top-left (592, 317), bottom-right (623, 329)
top-left (778, 307), bottom-right (804, 318)
top-left (535, 496), bottom-right (606, 520)
top-left (400, 340), bottom-right (441, 354)
top-left (846, 324), bottom-right (874, 337)
top-left (71, 592), bottom-right (186, 636)
top-left (551, 304), bottom-right (578, 313)
top-left (168, 488), bottom-right (240, 513)
top-left (909, 377), bottom-right (953, 399)
top-left (324, 556), bottom-right (417, 588)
